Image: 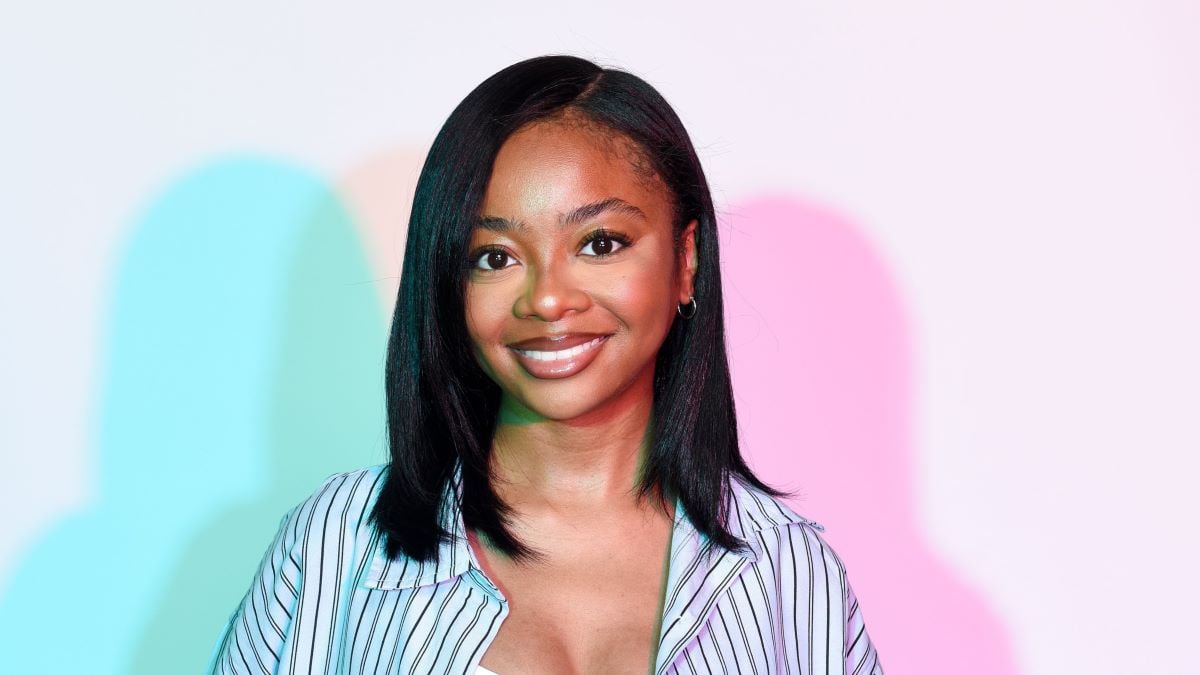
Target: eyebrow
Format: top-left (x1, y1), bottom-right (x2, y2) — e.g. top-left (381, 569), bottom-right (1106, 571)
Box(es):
top-left (476, 197), bottom-right (647, 234)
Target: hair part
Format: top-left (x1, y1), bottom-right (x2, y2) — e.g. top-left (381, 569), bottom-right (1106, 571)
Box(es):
top-left (523, 108), bottom-right (676, 222)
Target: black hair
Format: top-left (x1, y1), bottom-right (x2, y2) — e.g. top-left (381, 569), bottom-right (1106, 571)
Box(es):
top-left (368, 54), bottom-right (795, 565)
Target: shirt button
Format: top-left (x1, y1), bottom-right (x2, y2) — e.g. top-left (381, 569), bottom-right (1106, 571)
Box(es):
top-left (809, 521), bottom-right (825, 531)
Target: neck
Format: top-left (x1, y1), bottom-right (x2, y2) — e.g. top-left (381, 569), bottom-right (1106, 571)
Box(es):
top-left (488, 374), bottom-right (660, 515)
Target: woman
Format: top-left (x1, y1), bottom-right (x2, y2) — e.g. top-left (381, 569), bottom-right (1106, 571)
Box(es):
top-left (208, 54), bottom-right (884, 675)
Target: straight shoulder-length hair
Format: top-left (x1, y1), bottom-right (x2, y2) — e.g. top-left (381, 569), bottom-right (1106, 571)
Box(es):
top-left (368, 54), bottom-right (794, 565)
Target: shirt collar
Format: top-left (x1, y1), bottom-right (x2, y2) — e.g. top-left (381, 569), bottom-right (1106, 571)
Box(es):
top-left (360, 459), bottom-right (813, 592)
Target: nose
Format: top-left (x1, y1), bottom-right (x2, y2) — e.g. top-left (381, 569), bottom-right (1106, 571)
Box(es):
top-left (513, 258), bottom-right (591, 322)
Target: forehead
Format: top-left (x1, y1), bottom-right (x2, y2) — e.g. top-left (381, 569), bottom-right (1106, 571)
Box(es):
top-left (481, 117), bottom-right (666, 220)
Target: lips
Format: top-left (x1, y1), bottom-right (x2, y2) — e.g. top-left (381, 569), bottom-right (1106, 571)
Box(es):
top-left (507, 333), bottom-right (611, 351)
top-left (507, 334), bottom-right (612, 380)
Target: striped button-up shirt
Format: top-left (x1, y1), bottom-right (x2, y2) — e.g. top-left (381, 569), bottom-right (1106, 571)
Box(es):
top-left (207, 462), bottom-right (884, 674)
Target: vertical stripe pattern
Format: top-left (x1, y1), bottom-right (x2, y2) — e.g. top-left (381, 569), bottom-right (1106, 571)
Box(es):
top-left (206, 463), bottom-right (883, 674)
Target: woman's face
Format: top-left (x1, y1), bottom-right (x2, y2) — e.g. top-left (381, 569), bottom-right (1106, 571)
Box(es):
top-left (464, 118), bottom-right (697, 424)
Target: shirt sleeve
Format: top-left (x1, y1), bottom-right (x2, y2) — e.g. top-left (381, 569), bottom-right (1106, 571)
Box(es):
top-left (843, 571), bottom-right (884, 675)
top-left (205, 504), bottom-right (304, 675)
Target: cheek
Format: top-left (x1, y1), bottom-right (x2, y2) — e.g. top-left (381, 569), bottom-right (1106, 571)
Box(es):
top-left (464, 299), bottom-right (503, 379)
top-left (464, 289), bottom-right (500, 345)
top-left (605, 265), bottom-right (675, 324)
top-left (464, 285), bottom-right (518, 368)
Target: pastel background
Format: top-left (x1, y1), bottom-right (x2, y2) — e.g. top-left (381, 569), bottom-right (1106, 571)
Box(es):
top-left (1, 2), bottom-right (1196, 674)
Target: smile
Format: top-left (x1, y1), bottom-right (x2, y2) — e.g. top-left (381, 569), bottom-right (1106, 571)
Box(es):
top-left (509, 334), bottom-right (611, 379)
top-left (513, 335), bottom-right (608, 361)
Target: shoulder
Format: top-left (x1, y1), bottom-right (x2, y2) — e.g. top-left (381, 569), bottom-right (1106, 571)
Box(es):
top-left (276, 464), bottom-right (390, 548)
top-left (207, 465), bottom-right (392, 673)
top-left (723, 478), bottom-right (885, 671)
top-left (727, 475), bottom-right (850, 583)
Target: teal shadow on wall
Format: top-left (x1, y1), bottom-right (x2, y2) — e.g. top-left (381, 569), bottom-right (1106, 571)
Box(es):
top-left (0, 156), bottom-right (389, 674)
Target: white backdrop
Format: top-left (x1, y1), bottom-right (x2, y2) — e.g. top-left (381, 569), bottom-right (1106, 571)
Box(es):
top-left (2, 2), bottom-right (1197, 673)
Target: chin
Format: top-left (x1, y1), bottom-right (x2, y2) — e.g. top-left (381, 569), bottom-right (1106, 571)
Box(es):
top-left (516, 395), bottom-right (603, 422)
top-left (498, 383), bottom-right (617, 424)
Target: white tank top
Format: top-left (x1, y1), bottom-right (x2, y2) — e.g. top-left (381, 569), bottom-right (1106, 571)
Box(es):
top-left (475, 666), bottom-right (501, 675)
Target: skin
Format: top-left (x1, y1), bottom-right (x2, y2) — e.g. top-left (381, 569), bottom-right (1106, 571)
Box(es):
top-left (463, 114), bottom-right (698, 674)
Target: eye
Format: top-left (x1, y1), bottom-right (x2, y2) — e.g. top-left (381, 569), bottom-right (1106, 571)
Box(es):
top-left (469, 246), bottom-right (518, 273)
top-left (579, 228), bottom-right (632, 258)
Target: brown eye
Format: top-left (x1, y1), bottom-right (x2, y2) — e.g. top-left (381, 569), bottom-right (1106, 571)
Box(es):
top-left (579, 229), bottom-right (632, 258)
top-left (471, 247), bottom-right (517, 272)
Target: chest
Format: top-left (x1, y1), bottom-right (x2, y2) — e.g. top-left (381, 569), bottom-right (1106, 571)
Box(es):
top-left (471, 524), bottom-right (673, 674)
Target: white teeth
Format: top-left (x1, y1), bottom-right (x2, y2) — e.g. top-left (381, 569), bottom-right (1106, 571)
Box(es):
top-left (516, 336), bottom-right (605, 361)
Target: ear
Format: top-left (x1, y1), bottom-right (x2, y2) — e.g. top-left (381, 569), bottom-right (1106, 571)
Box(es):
top-left (678, 219), bottom-right (699, 302)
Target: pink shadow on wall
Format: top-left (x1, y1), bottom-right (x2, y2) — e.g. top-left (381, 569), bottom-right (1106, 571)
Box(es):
top-left (722, 195), bottom-right (1017, 674)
